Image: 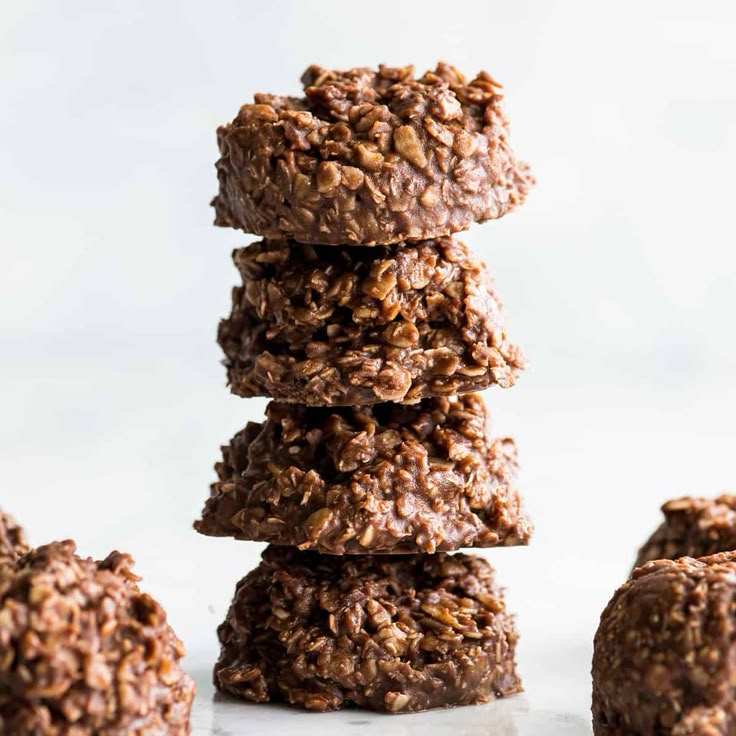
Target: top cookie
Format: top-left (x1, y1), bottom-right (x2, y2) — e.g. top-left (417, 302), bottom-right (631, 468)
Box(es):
top-left (213, 63), bottom-right (533, 245)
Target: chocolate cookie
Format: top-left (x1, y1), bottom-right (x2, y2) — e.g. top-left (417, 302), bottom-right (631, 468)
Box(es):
top-left (0, 508), bottom-right (29, 565)
top-left (212, 63), bottom-right (533, 245)
top-left (592, 552), bottom-right (736, 736)
top-left (635, 495), bottom-right (736, 568)
top-left (0, 541), bottom-right (195, 735)
top-left (218, 237), bottom-right (524, 405)
top-left (195, 394), bottom-right (531, 554)
top-left (214, 546), bottom-right (521, 712)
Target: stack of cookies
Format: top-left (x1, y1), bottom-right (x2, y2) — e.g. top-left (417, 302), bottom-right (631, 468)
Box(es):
top-left (195, 62), bottom-right (534, 713)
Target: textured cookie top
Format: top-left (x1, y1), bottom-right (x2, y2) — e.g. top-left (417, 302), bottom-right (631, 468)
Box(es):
top-left (592, 552), bottom-right (736, 736)
top-left (635, 494), bottom-right (736, 568)
top-left (215, 546), bottom-right (521, 712)
top-left (213, 63), bottom-right (533, 244)
top-left (0, 541), bottom-right (195, 735)
top-left (195, 394), bottom-right (531, 553)
top-left (0, 509), bottom-right (29, 564)
top-left (219, 237), bottom-right (524, 405)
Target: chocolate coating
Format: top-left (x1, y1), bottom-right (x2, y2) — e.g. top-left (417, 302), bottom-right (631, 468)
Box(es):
top-left (195, 394), bottom-right (531, 554)
top-left (218, 237), bottom-right (524, 405)
top-left (592, 552), bottom-right (736, 736)
top-left (215, 546), bottom-right (521, 712)
top-left (635, 495), bottom-right (736, 568)
top-left (0, 541), bottom-right (195, 735)
top-left (212, 63), bottom-right (532, 245)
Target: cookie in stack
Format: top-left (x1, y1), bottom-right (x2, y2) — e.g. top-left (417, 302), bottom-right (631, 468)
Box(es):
top-left (196, 62), bottom-right (534, 713)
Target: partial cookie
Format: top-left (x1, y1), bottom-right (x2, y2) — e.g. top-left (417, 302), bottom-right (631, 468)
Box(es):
top-left (635, 495), bottom-right (736, 568)
top-left (212, 63), bottom-right (533, 245)
top-left (592, 553), bottom-right (736, 736)
top-left (214, 546), bottom-right (521, 712)
top-left (0, 508), bottom-right (29, 565)
top-left (0, 541), bottom-right (195, 735)
top-left (195, 394), bottom-right (531, 554)
top-left (218, 237), bottom-right (524, 405)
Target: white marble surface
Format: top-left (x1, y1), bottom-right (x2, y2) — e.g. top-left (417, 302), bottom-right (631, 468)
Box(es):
top-left (189, 686), bottom-right (591, 736)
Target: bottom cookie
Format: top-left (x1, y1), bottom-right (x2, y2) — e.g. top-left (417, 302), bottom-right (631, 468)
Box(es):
top-left (214, 546), bottom-right (521, 713)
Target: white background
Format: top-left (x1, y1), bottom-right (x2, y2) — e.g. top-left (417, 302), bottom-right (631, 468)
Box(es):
top-left (2, 2), bottom-right (735, 733)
